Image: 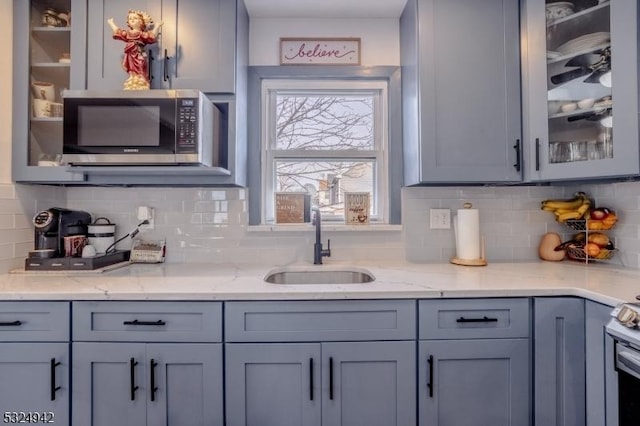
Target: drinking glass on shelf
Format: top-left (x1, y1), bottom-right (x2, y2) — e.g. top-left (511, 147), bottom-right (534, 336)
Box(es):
top-left (569, 141), bottom-right (587, 162)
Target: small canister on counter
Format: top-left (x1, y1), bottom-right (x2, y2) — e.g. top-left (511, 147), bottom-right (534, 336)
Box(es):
top-left (87, 217), bottom-right (116, 255)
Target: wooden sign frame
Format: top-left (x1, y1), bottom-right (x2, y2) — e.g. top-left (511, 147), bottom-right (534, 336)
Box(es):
top-left (280, 37), bottom-right (361, 65)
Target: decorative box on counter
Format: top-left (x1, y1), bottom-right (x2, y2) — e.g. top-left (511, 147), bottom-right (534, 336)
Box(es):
top-left (344, 192), bottom-right (370, 225)
top-left (275, 192), bottom-right (311, 223)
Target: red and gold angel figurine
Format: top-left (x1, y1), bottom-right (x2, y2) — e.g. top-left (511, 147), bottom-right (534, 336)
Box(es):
top-left (107, 10), bottom-right (163, 90)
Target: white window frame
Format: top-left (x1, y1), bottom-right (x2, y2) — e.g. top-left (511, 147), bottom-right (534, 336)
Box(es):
top-left (260, 79), bottom-right (389, 224)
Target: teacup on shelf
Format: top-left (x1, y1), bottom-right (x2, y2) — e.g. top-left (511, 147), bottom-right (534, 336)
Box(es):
top-left (32, 81), bottom-right (55, 101)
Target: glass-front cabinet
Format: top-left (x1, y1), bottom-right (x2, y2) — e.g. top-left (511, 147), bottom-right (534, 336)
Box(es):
top-left (523, 0), bottom-right (638, 181)
top-left (12, 0), bottom-right (86, 182)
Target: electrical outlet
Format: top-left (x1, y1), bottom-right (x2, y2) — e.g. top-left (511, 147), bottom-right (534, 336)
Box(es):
top-left (137, 206), bottom-right (155, 231)
top-left (430, 208), bottom-right (451, 229)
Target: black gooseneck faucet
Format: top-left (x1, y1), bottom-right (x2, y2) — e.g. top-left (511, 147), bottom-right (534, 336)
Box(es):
top-left (312, 208), bottom-right (331, 264)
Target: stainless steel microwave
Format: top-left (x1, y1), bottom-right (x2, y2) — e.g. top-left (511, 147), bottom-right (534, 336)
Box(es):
top-left (62, 90), bottom-right (222, 166)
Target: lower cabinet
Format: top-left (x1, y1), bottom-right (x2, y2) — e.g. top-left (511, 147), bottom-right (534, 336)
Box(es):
top-left (73, 342), bottom-right (223, 426)
top-left (225, 341), bottom-right (415, 426)
top-left (224, 300), bottom-right (417, 426)
top-left (585, 300), bottom-right (617, 426)
top-left (418, 339), bottom-right (530, 425)
top-left (0, 302), bottom-right (70, 425)
top-left (533, 297), bottom-right (585, 426)
top-left (0, 343), bottom-right (69, 425)
top-left (0, 296), bottom-right (612, 425)
top-left (71, 301), bottom-right (224, 426)
top-left (418, 299), bottom-right (531, 425)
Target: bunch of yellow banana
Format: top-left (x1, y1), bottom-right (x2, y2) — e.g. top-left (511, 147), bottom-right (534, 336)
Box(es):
top-left (541, 192), bottom-right (591, 223)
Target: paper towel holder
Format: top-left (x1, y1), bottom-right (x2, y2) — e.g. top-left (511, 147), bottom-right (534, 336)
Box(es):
top-left (450, 203), bottom-right (488, 266)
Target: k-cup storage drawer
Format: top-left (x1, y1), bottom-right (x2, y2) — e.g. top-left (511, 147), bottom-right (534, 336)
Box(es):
top-left (72, 301), bottom-right (222, 342)
top-left (225, 300), bottom-right (416, 342)
top-left (419, 298), bottom-right (530, 340)
top-left (0, 301), bottom-right (70, 342)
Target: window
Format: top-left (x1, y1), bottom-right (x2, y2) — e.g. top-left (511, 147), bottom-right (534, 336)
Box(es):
top-left (261, 79), bottom-right (389, 223)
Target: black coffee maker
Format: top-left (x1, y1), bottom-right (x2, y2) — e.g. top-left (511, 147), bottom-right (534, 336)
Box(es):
top-left (33, 207), bottom-right (92, 257)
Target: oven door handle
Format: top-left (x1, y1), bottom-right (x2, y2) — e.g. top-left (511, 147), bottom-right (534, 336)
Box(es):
top-left (618, 347), bottom-right (640, 380)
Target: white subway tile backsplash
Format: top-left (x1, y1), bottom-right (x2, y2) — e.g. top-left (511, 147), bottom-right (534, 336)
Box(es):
top-left (0, 215), bottom-right (13, 230)
top-left (0, 185), bottom-right (15, 199)
top-left (0, 243), bottom-right (14, 261)
top-left (2, 180), bottom-right (640, 272)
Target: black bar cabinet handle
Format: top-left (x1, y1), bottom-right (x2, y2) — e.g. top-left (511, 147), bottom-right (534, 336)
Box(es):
top-left (123, 319), bottom-right (166, 326)
top-left (427, 355), bottom-right (434, 398)
top-left (513, 139), bottom-right (521, 172)
top-left (130, 358), bottom-right (139, 401)
top-left (309, 358), bottom-right (314, 401)
top-left (147, 49), bottom-right (154, 82)
top-left (329, 357), bottom-right (334, 400)
top-left (150, 359), bottom-right (158, 402)
top-left (0, 320), bottom-right (22, 326)
top-left (164, 49), bottom-right (169, 82)
top-left (50, 358), bottom-right (61, 401)
top-left (456, 316), bottom-right (498, 323)
top-left (535, 138), bottom-right (541, 171)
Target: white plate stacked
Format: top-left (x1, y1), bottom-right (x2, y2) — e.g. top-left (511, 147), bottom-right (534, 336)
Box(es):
top-left (555, 32), bottom-right (610, 55)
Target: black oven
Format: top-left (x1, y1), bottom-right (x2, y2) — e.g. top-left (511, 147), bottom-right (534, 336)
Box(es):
top-left (615, 342), bottom-right (640, 424)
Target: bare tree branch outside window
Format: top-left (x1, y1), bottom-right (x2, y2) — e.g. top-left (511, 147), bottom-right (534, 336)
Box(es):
top-left (273, 94), bottom-right (375, 216)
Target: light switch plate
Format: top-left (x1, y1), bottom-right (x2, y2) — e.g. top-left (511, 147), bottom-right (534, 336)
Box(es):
top-left (430, 208), bottom-right (451, 229)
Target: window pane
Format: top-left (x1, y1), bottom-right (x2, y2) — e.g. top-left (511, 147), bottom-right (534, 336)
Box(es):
top-left (274, 94), bottom-right (374, 150)
top-left (275, 160), bottom-right (374, 217)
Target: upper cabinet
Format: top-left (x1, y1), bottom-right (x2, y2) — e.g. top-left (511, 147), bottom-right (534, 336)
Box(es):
top-left (522, 0), bottom-right (639, 181)
top-left (12, 0), bottom-right (86, 182)
top-left (400, 0), bottom-right (523, 184)
top-left (87, 0), bottom-right (237, 93)
top-left (13, 0), bottom-right (249, 185)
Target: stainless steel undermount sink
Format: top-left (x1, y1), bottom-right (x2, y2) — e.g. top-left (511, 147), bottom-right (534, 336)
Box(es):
top-left (264, 266), bottom-right (375, 285)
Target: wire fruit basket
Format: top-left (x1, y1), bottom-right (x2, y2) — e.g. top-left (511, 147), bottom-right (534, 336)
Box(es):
top-left (566, 246), bottom-right (616, 262)
top-left (564, 218), bottom-right (617, 231)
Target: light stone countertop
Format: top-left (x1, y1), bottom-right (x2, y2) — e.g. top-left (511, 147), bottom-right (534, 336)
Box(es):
top-left (0, 260), bottom-right (638, 307)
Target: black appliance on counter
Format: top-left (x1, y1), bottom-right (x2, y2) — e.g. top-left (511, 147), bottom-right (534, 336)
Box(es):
top-left (33, 207), bottom-right (91, 257)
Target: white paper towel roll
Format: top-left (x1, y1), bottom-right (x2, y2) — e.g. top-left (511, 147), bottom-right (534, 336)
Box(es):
top-left (455, 208), bottom-right (480, 260)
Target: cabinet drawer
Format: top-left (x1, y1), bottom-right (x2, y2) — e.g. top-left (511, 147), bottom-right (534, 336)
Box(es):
top-left (72, 301), bottom-right (222, 342)
top-left (225, 300), bottom-right (416, 342)
top-left (419, 298), bottom-right (530, 339)
top-left (0, 301), bottom-right (69, 342)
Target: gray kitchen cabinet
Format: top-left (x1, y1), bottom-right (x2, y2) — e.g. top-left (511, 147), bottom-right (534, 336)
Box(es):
top-left (12, 0), bottom-right (86, 183)
top-left (533, 297), bottom-right (585, 426)
top-left (73, 342), bottom-right (222, 426)
top-left (72, 301), bottom-right (224, 426)
top-left (224, 300), bottom-right (417, 426)
top-left (418, 298), bottom-right (531, 425)
top-left (13, 0), bottom-right (249, 186)
top-left (522, 0), bottom-right (639, 181)
top-left (418, 339), bottom-right (530, 426)
top-left (86, 0), bottom-right (237, 92)
top-left (225, 343), bottom-right (320, 426)
top-left (585, 300), bottom-right (616, 426)
top-left (0, 302), bottom-right (71, 425)
top-left (226, 341), bottom-right (415, 426)
top-left (400, 0), bottom-right (522, 184)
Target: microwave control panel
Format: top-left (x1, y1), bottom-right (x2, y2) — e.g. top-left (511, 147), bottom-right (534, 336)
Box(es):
top-left (176, 98), bottom-right (198, 153)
